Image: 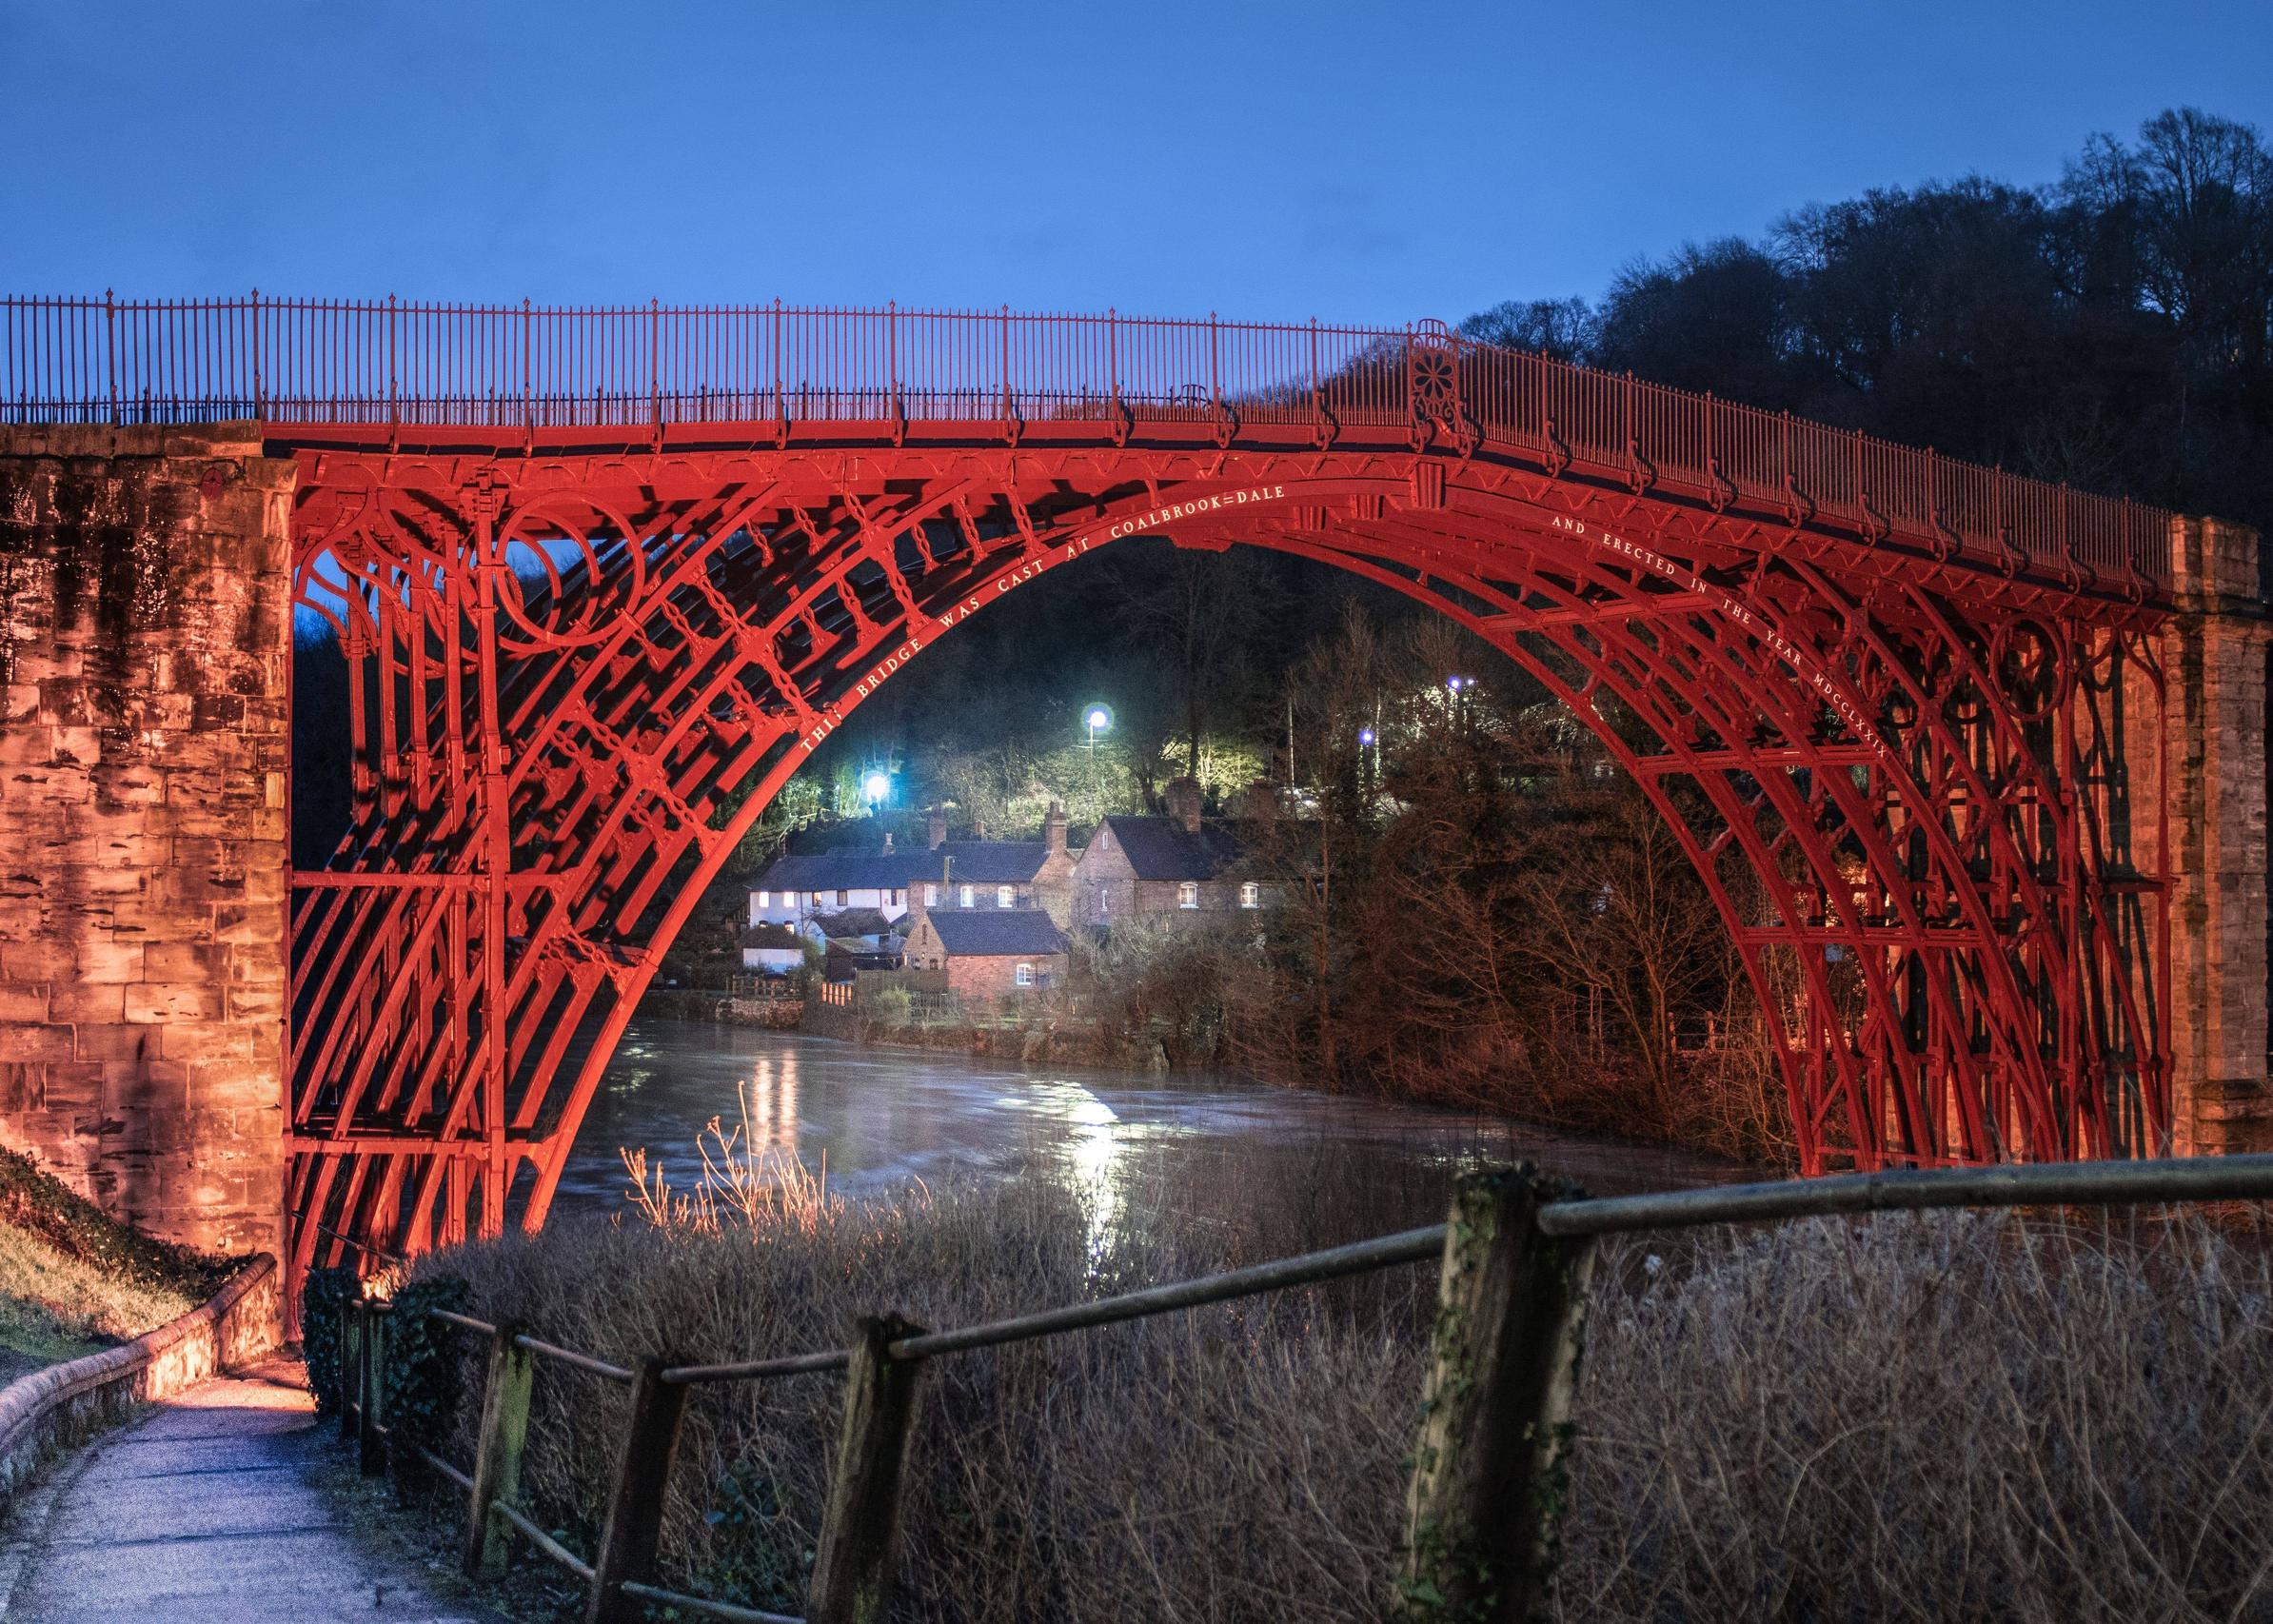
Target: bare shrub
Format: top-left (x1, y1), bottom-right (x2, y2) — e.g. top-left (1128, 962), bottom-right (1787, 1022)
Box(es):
top-left (406, 1172), bottom-right (2273, 1623)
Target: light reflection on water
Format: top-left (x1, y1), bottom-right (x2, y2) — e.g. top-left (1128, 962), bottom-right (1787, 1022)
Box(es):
top-left (556, 1019), bottom-right (1746, 1245)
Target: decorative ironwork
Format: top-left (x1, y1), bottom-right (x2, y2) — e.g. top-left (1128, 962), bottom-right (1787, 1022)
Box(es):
top-left (0, 294), bottom-right (2180, 1275)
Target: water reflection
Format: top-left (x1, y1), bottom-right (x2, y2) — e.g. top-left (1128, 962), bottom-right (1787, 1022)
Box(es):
top-left (555, 1019), bottom-right (1745, 1244)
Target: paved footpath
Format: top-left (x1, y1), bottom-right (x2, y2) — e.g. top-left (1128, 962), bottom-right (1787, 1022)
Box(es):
top-left (0, 1355), bottom-right (497, 1623)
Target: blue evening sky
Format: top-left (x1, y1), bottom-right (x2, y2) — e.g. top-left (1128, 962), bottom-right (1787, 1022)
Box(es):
top-left (3, 1), bottom-right (2267, 327)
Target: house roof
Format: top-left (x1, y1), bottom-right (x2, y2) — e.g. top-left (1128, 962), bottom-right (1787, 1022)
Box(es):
top-left (756, 850), bottom-right (925, 893)
top-left (1093, 815), bottom-right (1248, 881)
top-left (931, 840), bottom-right (1053, 884)
top-left (738, 923), bottom-right (803, 950)
top-left (808, 907), bottom-right (895, 938)
top-left (923, 909), bottom-right (1069, 958)
top-left (758, 836), bottom-right (1068, 895)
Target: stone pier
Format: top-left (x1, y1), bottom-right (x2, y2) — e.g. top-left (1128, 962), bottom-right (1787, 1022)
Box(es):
top-left (0, 425), bottom-right (295, 1258)
top-left (2159, 516), bottom-right (2270, 1156)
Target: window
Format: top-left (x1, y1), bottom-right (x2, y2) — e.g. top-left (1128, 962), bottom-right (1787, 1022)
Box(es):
top-left (756, 890), bottom-right (770, 907)
top-left (1177, 881), bottom-right (1199, 909)
top-left (809, 891), bottom-right (823, 907)
top-left (997, 884), bottom-right (1014, 909)
top-left (1240, 882), bottom-right (1260, 909)
top-left (1015, 962), bottom-right (1034, 987)
top-left (838, 889), bottom-right (849, 905)
top-left (924, 883), bottom-right (939, 906)
top-left (1098, 887), bottom-right (1110, 917)
top-left (959, 884), bottom-right (974, 907)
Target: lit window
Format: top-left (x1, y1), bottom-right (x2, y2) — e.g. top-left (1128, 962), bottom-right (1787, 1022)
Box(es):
top-left (838, 889), bottom-right (849, 905)
top-left (1239, 881), bottom-right (1259, 909)
top-left (1098, 888), bottom-right (1110, 917)
top-left (1016, 962), bottom-right (1033, 987)
top-left (1177, 881), bottom-right (1199, 909)
top-left (809, 891), bottom-right (822, 907)
top-left (924, 883), bottom-right (939, 906)
top-left (959, 884), bottom-right (974, 907)
top-left (997, 884), bottom-right (1014, 909)
top-left (757, 890), bottom-right (770, 907)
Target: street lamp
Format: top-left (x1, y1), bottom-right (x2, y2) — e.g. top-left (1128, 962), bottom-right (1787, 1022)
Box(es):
top-left (1083, 703), bottom-right (1113, 754)
top-left (861, 770), bottom-right (890, 808)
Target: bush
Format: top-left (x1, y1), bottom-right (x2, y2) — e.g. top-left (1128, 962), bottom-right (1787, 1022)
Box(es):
top-left (397, 1164), bottom-right (2273, 1624)
top-left (300, 1265), bottom-right (359, 1417)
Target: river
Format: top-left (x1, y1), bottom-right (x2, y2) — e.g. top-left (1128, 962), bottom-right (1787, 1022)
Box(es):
top-left (551, 1018), bottom-right (1745, 1245)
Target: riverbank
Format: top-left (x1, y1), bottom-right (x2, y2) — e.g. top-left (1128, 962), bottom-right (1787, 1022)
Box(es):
top-left (381, 1167), bottom-right (2273, 1624)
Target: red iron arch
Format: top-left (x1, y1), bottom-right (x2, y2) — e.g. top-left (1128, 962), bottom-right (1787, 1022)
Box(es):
top-left (285, 449), bottom-right (2168, 1278)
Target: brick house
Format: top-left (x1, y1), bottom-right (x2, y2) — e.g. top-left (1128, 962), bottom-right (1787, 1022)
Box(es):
top-left (899, 909), bottom-right (1071, 1006)
top-left (1074, 779), bottom-right (1275, 929)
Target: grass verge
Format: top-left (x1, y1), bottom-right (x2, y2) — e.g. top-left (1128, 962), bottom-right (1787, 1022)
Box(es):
top-left (0, 1148), bottom-right (240, 1376)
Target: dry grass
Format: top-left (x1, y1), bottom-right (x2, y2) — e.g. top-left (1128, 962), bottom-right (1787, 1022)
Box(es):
top-left (405, 1145), bottom-right (2273, 1623)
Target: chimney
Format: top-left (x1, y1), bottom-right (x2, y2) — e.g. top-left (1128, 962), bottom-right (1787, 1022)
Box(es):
top-left (881, 830), bottom-right (894, 853)
top-left (927, 808), bottom-right (946, 850)
top-left (1244, 779), bottom-right (1277, 826)
top-left (1164, 777), bottom-right (1203, 836)
top-left (1045, 800), bottom-right (1068, 857)
top-left (971, 814), bottom-right (986, 841)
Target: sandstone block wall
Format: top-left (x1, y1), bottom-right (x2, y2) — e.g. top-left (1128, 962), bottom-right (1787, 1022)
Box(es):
top-left (2161, 516), bottom-right (2271, 1156)
top-left (0, 425), bottom-right (295, 1258)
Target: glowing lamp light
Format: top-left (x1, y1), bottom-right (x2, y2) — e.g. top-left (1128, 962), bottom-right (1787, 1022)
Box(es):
top-left (1358, 727), bottom-right (1376, 747)
top-left (861, 771), bottom-right (890, 805)
top-left (1446, 675), bottom-right (1467, 693)
top-left (1086, 706), bottom-right (1112, 732)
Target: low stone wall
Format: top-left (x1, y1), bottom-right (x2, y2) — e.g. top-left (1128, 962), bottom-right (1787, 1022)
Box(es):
top-left (0, 1253), bottom-right (279, 1499)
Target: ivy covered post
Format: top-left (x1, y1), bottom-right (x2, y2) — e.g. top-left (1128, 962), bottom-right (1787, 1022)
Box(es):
top-left (1400, 1166), bottom-right (1596, 1622)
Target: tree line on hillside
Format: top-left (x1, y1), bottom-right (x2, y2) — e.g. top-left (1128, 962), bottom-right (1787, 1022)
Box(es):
top-left (1462, 108), bottom-right (2273, 540)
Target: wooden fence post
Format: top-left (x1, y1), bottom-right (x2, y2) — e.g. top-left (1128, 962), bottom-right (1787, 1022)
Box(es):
top-left (462, 1321), bottom-right (537, 1577)
top-left (338, 1301), bottom-right (362, 1440)
top-left (1400, 1166), bottom-right (1596, 1622)
top-left (808, 1316), bottom-right (927, 1624)
top-left (358, 1303), bottom-right (391, 1475)
top-left (586, 1357), bottom-right (690, 1624)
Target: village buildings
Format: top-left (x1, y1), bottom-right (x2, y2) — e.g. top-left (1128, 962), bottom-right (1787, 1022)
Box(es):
top-left (745, 803), bottom-right (1081, 980)
top-left (743, 783), bottom-right (1279, 1000)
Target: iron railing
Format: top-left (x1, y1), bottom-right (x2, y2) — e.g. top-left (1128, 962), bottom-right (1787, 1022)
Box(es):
top-left (3, 293), bottom-right (2173, 594)
top-left (334, 1154), bottom-right (2273, 1624)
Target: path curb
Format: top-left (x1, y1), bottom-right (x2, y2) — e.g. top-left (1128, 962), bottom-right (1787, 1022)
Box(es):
top-left (0, 1254), bottom-right (281, 1503)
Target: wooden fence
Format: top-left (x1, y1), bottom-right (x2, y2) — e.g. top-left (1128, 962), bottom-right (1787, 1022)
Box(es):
top-left (333, 1155), bottom-right (2273, 1624)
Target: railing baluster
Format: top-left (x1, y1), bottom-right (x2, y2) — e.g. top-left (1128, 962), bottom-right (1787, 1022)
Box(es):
top-left (586, 1356), bottom-right (691, 1624)
top-left (462, 1318), bottom-right (537, 1577)
top-left (358, 1300), bottom-right (389, 1475)
top-left (809, 1316), bottom-right (928, 1624)
top-left (1401, 1167), bottom-right (1596, 1624)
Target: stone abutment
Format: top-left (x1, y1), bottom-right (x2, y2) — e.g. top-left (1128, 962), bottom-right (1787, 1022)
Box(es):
top-left (0, 425), bottom-right (293, 1258)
